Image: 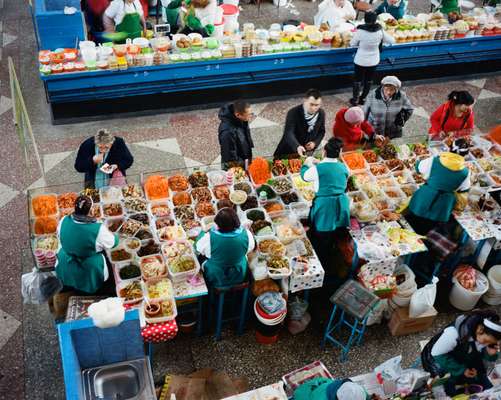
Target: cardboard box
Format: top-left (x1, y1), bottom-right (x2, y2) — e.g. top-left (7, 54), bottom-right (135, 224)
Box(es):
top-left (388, 306), bottom-right (437, 336)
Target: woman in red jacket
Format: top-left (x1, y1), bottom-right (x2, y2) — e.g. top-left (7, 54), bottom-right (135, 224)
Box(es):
top-left (333, 106), bottom-right (381, 151)
top-left (429, 91), bottom-right (475, 141)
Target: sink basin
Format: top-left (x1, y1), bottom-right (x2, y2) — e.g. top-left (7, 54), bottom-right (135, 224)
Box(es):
top-left (82, 358), bottom-right (155, 400)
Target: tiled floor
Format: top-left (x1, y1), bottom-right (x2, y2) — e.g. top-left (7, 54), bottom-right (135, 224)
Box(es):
top-left (0, 0), bottom-right (500, 398)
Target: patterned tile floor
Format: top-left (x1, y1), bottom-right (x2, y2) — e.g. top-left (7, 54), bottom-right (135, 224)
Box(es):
top-left (0, 0), bottom-right (500, 398)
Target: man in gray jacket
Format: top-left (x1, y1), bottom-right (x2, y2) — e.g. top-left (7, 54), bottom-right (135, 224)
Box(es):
top-left (363, 76), bottom-right (414, 139)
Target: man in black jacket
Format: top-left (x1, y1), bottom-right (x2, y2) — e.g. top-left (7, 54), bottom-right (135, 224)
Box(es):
top-left (274, 89), bottom-right (326, 159)
top-left (218, 100), bottom-right (255, 168)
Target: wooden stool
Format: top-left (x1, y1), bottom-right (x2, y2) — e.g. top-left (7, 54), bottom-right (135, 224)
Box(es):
top-left (209, 281), bottom-right (250, 341)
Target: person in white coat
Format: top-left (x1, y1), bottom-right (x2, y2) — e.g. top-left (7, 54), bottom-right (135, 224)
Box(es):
top-left (349, 11), bottom-right (395, 106)
top-left (314, 0), bottom-right (356, 29)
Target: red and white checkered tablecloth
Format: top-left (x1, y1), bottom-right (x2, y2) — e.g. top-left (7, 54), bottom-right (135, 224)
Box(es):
top-left (141, 319), bottom-right (178, 343)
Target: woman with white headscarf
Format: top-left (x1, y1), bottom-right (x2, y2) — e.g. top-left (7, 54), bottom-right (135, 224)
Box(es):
top-left (314, 0), bottom-right (356, 29)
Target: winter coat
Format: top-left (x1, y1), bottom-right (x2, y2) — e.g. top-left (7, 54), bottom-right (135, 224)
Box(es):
top-left (363, 86), bottom-right (414, 139)
top-left (332, 108), bottom-right (375, 151)
top-left (274, 105), bottom-right (326, 158)
top-left (350, 28), bottom-right (395, 67)
top-left (218, 103), bottom-right (254, 166)
top-left (74, 136), bottom-right (134, 188)
top-left (429, 101), bottom-right (474, 140)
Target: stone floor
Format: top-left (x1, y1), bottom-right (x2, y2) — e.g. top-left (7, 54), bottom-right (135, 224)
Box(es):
top-left (0, 0), bottom-right (500, 398)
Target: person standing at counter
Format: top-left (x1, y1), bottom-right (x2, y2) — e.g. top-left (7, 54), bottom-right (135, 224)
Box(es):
top-left (165, 0), bottom-right (216, 36)
top-left (429, 90), bottom-right (475, 141)
top-left (103, 0), bottom-right (147, 40)
top-left (196, 207), bottom-right (255, 288)
top-left (218, 100), bottom-right (255, 169)
top-left (333, 106), bottom-right (380, 151)
top-left (75, 129), bottom-right (134, 189)
top-left (374, 0), bottom-right (408, 20)
top-left (438, 0), bottom-right (460, 14)
top-left (363, 75), bottom-right (414, 139)
top-left (274, 89), bottom-right (326, 158)
top-left (407, 138), bottom-right (471, 235)
top-left (350, 11), bottom-right (395, 106)
top-left (301, 138), bottom-right (350, 268)
top-left (56, 195), bottom-right (119, 294)
top-left (314, 0), bottom-right (356, 30)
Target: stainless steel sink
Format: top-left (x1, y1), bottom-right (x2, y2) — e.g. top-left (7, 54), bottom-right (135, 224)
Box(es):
top-left (81, 358), bottom-right (155, 400)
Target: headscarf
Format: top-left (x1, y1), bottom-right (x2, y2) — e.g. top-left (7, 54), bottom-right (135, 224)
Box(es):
top-left (357, 11), bottom-right (382, 32)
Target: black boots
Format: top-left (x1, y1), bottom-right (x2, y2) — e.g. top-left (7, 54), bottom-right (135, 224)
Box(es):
top-left (350, 81), bottom-right (361, 106)
top-left (358, 80), bottom-right (373, 105)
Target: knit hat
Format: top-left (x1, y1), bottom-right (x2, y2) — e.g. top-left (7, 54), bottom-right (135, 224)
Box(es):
top-left (337, 382), bottom-right (367, 400)
top-left (381, 75), bottom-right (402, 88)
top-left (344, 106), bottom-right (365, 125)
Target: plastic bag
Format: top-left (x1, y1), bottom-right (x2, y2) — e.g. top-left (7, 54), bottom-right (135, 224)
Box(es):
top-left (366, 299), bottom-right (388, 326)
top-left (409, 277), bottom-right (438, 318)
top-left (110, 169), bottom-right (126, 186)
top-left (288, 296), bottom-right (308, 320)
top-left (287, 312), bottom-right (311, 335)
top-left (21, 268), bottom-right (62, 304)
top-left (375, 355), bottom-right (403, 381)
top-left (88, 297), bottom-right (125, 328)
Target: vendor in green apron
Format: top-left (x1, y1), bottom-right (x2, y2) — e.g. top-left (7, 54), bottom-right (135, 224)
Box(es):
top-left (56, 195), bottom-right (119, 294)
top-left (294, 377), bottom-right (369, 400)
top-left (103, 0), bottom-right (147, 40)
top-left (164, 0), bottom-right (216, 37)
top-left (301, 137), bottom-right (350, 274)
top-left (439, 0), bottom-right (460, 14)
top-left (407, 138), bottom-right (471, 235)
top-left (196, 207), bottom-right (255, 288)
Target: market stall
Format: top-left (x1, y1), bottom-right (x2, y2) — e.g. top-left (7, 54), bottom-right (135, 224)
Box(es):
top-left (32, 2), bottom-right (501, 121)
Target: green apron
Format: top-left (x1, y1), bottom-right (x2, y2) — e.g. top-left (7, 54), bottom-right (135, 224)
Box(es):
top-left (301, 162), bottom-right (350, 232)
top-left (56, 216), bottom-right (118, 293)
top-left (116, 10), bottom-right (142, 39)
top-left (439, 0), bottom-right (460, 14)
top-left (202, 228), bottom-right (249, 288)
top-left (409, 156), bottom-right (468, 222)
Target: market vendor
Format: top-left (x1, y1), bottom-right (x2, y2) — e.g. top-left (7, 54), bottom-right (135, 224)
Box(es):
top-left (75, 129), bottom-right (134, 189)
top-left (294, 377), bottom-right (369, 400)
top-left (406, 138), bottom-right (471, 235)
top-left (196, 207), bottom-right (255, 288)
top-left (82, 0), bottom-right (111, 34)
top-left (363, 75), bottom-right (414, 139)
top-left (438, 0), bottom-right (460, 14)
top-left (301, 138), bottom-right (350, 270)
top-left (422, 310), bottom-right (501, 396)
top-left (333, 106), bottom-right (382, 151)
top-left (374, 0), bottom-right (408, 21)
top-left (164, 0), bottom-right (216, 37)
top-left (314, 0), bottom-right (356, 29)
top-left (429, 90), bottom-right (475, 141)
top-left (103, 0), bottom-right (147, 40)
top-left (55, 195), bottom-right (119, 294)
top-left (274, 89), bottom-right (326, 158)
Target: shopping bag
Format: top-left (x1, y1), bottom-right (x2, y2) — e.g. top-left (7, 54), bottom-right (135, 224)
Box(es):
top-left (21, 268), bottom-right (62, 304)
top-left (110, 169), bottom-right (126, 186)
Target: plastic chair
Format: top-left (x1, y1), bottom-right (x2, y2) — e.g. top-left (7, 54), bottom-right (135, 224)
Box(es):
top-left (208, 281), bottom-right (250, 341)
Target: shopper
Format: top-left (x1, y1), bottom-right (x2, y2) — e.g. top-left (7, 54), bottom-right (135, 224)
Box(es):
top-left (314, 0), bottom-right (356, 29)
top-left (429, 90), bottom-right (475, 141)
top-left (56, 195), bottom-right (118, 294)
top-left (103, 0), bottom-right (147, 40)
top-left (294, 377), bottom-right (368, 400)
top-left (407, 138), bottom-right (471, 235)
top-left (363, 75), bottom-right (414, 139)
top-left (350, 11), bottom-right (395, 106)
top-left (374, 0), bottom-right (407, 20)
top-left (333, 106), bottom-right (381, 151)
top-left (274, 89), bottom-right (326, 158)
top-left (301, 138), bottom-right (350, 269)
top-left (75, 129), bottom-right (134, 189)
top-left (196, 207), bottom-right (255, 288)
top-left (421, 310), bottom-right (501, 396)
top-left (218, 100), bottom-right (254, 168)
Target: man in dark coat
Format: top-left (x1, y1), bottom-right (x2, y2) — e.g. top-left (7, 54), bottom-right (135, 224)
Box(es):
top-left (218, 100), bottom-right (254, 168)
top-left (74, 129), bottom-right (134, 188)
top-left (274, 89), bottom-right (326, 159)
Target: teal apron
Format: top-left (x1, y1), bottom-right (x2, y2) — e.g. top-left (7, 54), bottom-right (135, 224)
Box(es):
top-left (302, 162), bottom-right (350, 232)
top-left (56, 216), bottom-right (117, 293)
top-left (202, 228), bottom-right (249, 288)
top-left (116, 4), bottom-right (142, 40)
top-left (409, 156), bottom-right (468, 222)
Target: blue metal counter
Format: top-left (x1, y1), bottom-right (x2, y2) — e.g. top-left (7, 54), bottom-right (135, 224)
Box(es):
top-left (40, 35), bottom-right (501, 105)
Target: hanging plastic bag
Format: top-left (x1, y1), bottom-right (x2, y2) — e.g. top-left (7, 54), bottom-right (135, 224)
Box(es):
top-left (88, 297), bottom-right (125, 328)
top-left (288, 296), bottom-right (309, 320)
top-left (21, 268), bottom-right (62, 304)
top-left (409, 277), bottom-right (438, 318)
top-left (110, 169), bottom-right (127, 187)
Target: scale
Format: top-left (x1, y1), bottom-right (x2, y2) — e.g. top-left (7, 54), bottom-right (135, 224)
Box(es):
top-left (154, 24), bottom-right (171, 37)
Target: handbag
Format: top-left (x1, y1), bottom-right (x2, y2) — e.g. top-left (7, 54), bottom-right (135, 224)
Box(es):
top-left (110, 168), bottom-right (127, 186)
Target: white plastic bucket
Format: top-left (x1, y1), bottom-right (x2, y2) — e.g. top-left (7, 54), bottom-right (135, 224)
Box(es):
top-left (223, 0), bottom-right (239, 6)
top-left (483, 265), bottom-right (501, 305)
top-left (81, 47), bottom-right (97, 63)
top-left (213, 20), bottom-right (225, 38)
top-left (450, 271), bottom-right (489, 311)
top-left (79, 40), bottom-right (96, 50)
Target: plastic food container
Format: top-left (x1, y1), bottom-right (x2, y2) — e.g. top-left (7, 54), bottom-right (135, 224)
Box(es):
top-left (116, 279), bottom-right (143, 305)
top-left (140, 254), bottom-right (168, 281)
top-left (167, 255), bottom-right (200, 282)
top-left (142, 297), bottom-right (178, 323)
top-left (114, 261), bottom-right (142, 284)
top-left (143, 277), bottom-right (174, 302)
top-left (100, 186), bottom-right (124, 203)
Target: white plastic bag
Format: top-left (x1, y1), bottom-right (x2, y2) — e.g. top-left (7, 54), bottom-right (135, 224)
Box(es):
top-left (21, 268), bottom-right (62, 304)
top-left (409, 277), bottom-right (439, 318)
top-left (374, 355), bottom-right (403, 380)
top-left (366, 299), bottom-right (388, 326)
top-left (88, 298), bottom-right (125, 328)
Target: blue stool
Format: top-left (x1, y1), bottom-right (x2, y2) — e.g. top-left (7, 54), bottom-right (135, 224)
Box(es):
top-left (321, 280), bottom-right (380, 361)
top-left (208, 281), bottom-right (250, 341)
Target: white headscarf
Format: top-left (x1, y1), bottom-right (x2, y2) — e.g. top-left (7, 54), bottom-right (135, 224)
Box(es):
top-left (337, 382), bottom-right (366, 400)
